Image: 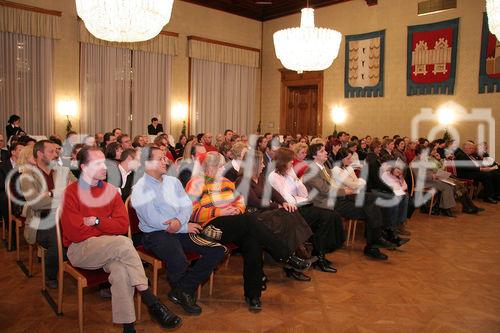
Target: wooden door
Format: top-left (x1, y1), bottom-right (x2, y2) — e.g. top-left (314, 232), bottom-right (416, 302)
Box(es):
top-left (285, 86), bottom-right (318, 135)
top-left (280, 70), bottom-right (323, 136)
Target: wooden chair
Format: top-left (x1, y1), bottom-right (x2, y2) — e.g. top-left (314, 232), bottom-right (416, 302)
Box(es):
top-left (409, 168), bottom-right (436, 216)
top-left (124, 197), bottom-right (209, 298)
top-left (54, 207), bottom-right (141, 333)
top-left (6, 186), bottom-right (25, 260)
top-left (344, 219), bottom-right (359, 247)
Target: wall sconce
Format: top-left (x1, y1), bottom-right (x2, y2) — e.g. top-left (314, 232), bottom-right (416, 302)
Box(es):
top-left (437, 106), bottom-right (455, 126)
top-left (172, 103), bottom-right (188, 135)
top-left (331, 106), bottom-right (346, 136)
top-left (57, 100), bottom-right (78, 134)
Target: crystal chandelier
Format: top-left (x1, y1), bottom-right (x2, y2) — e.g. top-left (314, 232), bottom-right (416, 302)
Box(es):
top-left (273, 8), bottom-right (342, 73)
top-left (487, 0), bottom-right (500, 40)
top-left (75, 0), bottom-right (174, 43)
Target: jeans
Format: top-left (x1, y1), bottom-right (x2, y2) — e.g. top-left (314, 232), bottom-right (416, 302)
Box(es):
top-left (142, 231), bottom-right (225, 295)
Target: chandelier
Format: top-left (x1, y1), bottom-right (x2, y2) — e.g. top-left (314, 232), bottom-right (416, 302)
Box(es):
top-left (487, 0), bottom-right (500, 40)
top-left (273, 8), bottom-right (342, 73)
top-left (75, 0), bottom-right (174, 43)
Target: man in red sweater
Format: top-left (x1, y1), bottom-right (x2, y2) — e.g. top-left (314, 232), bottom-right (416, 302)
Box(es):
top-left (61, 146), bottom-right (181, 333)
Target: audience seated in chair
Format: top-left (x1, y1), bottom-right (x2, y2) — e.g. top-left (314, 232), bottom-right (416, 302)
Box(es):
top-left (131, 146), bottom-right (225, 316)
top-left (20, 140), bottom-right (76, 289)
top-left (236, 150), bottom-right (314, 282)
top-left (186, 151), bottom-right (311, 312)
top-left (61, 146), bottom-right (181, 332)
top-left (268, 148), bottom-right (344, 272)
top-left (454, 141), bottom-right (500, 204)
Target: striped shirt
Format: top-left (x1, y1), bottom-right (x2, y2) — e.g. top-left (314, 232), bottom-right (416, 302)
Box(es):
top-left (186, 176), bottom-right (245, 227)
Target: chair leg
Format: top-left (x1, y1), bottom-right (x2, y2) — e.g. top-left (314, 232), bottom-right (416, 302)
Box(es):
top-left (136, 292), bottom-right (141, 321)
top-left (15, 222), bottom-right (21, 261)
top-left (351, 220), bottom-right (358, 245)
top-left (152, 262), bottom-right (160, 296)
top-left (209, 272), bottom-right (214, 296)
top-left (28, 244), bottom-right (34, 277)
top-left (78, 279), bottom-right (84, 333)
top-left (428, 194), bottom-right (435, 216)
top-left (41, 248), bottom-right (46, 291)
top-left (197, 284), bottom-right (202, 300)
top-left (57, 266), bottom-right (63, 314)
top-left (224, 253), bottom-right (232, 268)
top-left (8, 219), bottom-right (13, 251)
top-left (345, 220), bottom-right (352, 247)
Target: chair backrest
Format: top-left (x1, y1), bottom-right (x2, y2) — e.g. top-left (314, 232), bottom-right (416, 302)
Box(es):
top-left (124, 196), bottom-right (141, 236)
top-left (175, 157), bottom-right (183, 165)
top-left (409, 167), bottom-right (415, 196)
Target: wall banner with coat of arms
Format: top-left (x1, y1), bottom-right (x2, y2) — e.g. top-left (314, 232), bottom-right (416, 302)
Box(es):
top-left (407, 18), bottom-right (459, 96)
top-left (479, 12), bottom-right (500, 93)
top-left (344, 30), bottom-right (385, 98)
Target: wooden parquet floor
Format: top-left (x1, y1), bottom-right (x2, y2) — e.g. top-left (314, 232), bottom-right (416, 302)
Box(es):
top-left (1, 204), bottom-right (500, 333)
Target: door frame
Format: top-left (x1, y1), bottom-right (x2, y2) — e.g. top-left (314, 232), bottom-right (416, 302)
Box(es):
top-left (279, 69), bottom-right (323, 135)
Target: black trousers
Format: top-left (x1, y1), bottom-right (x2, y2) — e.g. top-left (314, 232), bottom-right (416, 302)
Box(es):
top-left (210, 213), bottom-right (291, 298)
top-left (333, 194), bottom-right (383, 246)
top-left (298, 205), bottom-right (345, 254)
top-left (465, 171), bottom-right (500, 198)
top-left (142, 232), bottom-right (225, 295)
top-left (36, 227), bottom-right (58, 281)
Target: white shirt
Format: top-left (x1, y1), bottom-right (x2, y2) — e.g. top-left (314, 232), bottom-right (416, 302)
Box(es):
top-left (331, 165), bottom-right (366, 193)
top-left (268, 168), bottom-right (309, 205)
top-left (118, 163), bottom-right (131, 189)
top-left (10, 158), bottom-right (16, 168)
top-left (381, 171), bottom-right (407, 196)
top-left (231, 159), bottom-right (241, 172)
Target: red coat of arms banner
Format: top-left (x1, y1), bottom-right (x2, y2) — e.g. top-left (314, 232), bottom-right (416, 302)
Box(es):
top-left (479, 12), bottom-right (500, 93)
top-left (407, 18), bottom-right (459, 95)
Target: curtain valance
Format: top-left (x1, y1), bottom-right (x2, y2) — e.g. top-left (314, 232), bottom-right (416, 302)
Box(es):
top-left (188, 36), bottom-right (260, 68)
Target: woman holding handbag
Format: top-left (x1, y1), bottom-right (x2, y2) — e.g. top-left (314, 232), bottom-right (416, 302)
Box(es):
top-left (185, 152), bottom-right (311, 312)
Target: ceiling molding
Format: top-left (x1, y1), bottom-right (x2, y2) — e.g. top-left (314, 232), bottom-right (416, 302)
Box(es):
top-left (180, 0), bottom-right (354, 21)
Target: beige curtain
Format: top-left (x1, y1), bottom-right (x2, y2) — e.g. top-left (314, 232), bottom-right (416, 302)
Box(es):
top-left (189, 38), bottom-right (259, 68)
top-left (0, 5), bottom-right (61, 39)
top-left (0, 31), bottom-right (54, 135)
top-left (190, 58), bottom-right (257, 135)
top-left (80, 43), bottom-right (132, 135)
top-left (79, 21), bottom-right (177, 56)
top-left (131, 50), bottom-right (172, 136)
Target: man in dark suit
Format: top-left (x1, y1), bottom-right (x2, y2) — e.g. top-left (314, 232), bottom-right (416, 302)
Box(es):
top-left (147, 117), bottom-right (164, 135)
top-left (454, 141), bottom-right (500, 204)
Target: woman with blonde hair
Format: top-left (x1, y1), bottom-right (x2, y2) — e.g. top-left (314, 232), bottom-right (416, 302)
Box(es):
top-left (292, 142), bottom-right (309, 179)
top-left (186, 151), bottom-right (310, 312)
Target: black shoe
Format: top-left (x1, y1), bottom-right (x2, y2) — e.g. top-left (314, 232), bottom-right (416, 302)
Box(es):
top-left (283, 267), bottom-right (311, 281)
top-left (245, 297), bottom-right (262, 313)
top-left (462, 206), bottom-right (478, 214)
top-left (284, 255), bottom-right (311, 272)
top-left (364, 247), bottom-right (388, 260)
top-left (312, 257), bottom-right (337, 273)
top-left (484, 197), bottom-right (498, 204)
top-left (372, 237), bottom-right (397, 249)
top-left (168, 288), bottom-right (202, 316)
top-left (440, 208), bottom-right (455, 217)
top-left (392, 237), bottom-right (410, 247)
top-left (149, 301), bottom-right (182, 329)
top-left (475, 207), bottom-right (485, 212)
